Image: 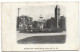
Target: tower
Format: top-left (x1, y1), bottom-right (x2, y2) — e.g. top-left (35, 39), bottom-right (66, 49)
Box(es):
top-left (55, 5), bottom-right (60, 28)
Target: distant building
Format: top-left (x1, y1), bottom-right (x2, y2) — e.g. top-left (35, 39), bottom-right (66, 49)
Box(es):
top-left (38, 17), bottom-right (46, 30)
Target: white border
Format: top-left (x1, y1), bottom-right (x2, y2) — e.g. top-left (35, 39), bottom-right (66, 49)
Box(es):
top-left (0, 0), bottom-right (80, 52)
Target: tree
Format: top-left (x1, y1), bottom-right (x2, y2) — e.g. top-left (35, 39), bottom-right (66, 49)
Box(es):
top-left (58, 16), bottom-right (66, 31)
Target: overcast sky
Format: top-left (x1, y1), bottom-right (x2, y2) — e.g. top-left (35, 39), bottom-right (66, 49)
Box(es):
top-left (19, 5), bottom-right (65, 21)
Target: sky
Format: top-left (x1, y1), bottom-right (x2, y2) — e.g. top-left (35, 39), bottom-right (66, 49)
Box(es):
top-left (19, 5), bottom-right (65, 21)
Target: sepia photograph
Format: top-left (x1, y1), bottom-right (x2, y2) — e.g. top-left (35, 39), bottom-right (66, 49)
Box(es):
top-left (2, 2), bottom-right (79, 51)
top-left (16, 5), bottom-right (66, 44)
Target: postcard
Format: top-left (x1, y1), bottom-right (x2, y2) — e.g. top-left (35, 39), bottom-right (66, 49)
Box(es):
top-left (2, 2), bottom-right (79, 51)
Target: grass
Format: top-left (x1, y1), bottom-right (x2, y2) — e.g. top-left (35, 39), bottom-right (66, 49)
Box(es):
top-left (18, 35), bottom-right (66, 44)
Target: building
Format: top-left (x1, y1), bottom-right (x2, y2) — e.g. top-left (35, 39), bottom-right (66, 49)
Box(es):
top-left (38, 17), bottom-right (45, 30)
